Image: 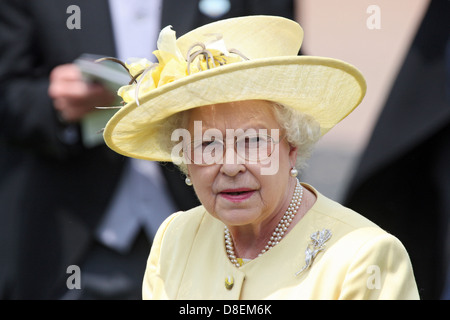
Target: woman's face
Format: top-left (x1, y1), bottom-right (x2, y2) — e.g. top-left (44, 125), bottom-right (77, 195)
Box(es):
top-left (186, 100), bottom-right (298, 228)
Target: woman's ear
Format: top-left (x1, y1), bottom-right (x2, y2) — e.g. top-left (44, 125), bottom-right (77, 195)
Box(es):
top-left (289, 145), bottom-right (298, 167)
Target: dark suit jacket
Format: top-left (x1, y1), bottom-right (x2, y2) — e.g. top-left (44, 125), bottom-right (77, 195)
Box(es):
top-left (0, 0), bottom-right (294, 299)
top-left (344, 0), bottom-right (450, 300)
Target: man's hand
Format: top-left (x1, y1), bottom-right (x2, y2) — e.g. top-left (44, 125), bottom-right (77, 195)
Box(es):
top-left (48, 64), bottom-right (116, 123)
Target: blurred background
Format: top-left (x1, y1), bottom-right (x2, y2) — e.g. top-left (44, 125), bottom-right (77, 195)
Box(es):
top-left (298, 0), bottom-right (430, 201)
top-left (0, 0), bottom-right (448, 300)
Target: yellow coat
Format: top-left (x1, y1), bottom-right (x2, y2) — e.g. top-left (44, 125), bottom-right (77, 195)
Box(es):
top-left (143, 184), bottom-right (419, 300)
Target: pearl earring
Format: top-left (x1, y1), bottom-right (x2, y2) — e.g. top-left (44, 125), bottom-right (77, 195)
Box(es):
top-left (185, 176), bottom-right (193, 186)
top-left (290, 167), bottom-right (298, 177)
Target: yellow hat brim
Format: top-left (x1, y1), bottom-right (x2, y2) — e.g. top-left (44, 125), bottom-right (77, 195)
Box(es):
top-left (103, 55), bottom-right (366, 161)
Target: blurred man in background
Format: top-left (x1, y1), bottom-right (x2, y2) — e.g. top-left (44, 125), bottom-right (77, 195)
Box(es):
top-left (344, 0), bottom-right (449, 300)
top-left (0, 0), bottom-right (295, 299)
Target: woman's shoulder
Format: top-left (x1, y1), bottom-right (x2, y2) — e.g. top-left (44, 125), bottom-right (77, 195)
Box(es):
top-left (302, 184), bottom-right (405, 252)
top-left (300, 186), bottom-right (418, 299)
top-left (172, 205), bottom-right (209, 226)
top-left (305, 184), bottom-right (383, 231)
top-left (155, 205), bottom-right (210, 243)
top-left (305, 185), bottom-right (414, 263)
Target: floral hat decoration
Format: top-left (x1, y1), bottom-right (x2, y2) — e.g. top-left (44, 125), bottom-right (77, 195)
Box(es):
top-left (102, 15), bottom-right (366, 162)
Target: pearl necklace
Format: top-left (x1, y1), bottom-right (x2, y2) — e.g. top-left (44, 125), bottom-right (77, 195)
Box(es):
top-left (224, 179), bottom-right (303, 268)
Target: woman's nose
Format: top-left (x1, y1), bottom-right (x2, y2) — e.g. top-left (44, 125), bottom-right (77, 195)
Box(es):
top-left (219, 142), bottom-right (246, 176)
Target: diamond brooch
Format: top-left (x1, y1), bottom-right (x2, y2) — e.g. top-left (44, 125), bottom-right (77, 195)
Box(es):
top-left (295, 229), bottom-right (332, 276)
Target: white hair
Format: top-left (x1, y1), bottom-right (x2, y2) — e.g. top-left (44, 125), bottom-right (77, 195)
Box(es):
top-left (271, 102), bottom-right (321, 172)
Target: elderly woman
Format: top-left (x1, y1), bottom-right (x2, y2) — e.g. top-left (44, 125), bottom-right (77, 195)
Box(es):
top-left (102, 16), bottom-right (419, 299)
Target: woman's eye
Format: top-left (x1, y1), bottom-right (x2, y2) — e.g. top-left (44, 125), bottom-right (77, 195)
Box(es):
top-left (245, 135), bottom-right (268, 145)
top-left (200, 140), bottom-right (221, 149)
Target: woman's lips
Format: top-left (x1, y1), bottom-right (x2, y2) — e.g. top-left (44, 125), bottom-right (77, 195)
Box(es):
top-left (219, 188), bottom-right (255, 202)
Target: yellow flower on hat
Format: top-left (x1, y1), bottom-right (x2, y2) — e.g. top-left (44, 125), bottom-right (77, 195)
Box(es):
top-left (126, 58), bottom-right (154, 76)
top-left (153, 51), bottom-right (187, 87)
top-left (117, 25), bottom-right (245, 104)
top-left (116, 60), bottom-right (149, 103)
top-left (118, 26), bottom-right (187, 103)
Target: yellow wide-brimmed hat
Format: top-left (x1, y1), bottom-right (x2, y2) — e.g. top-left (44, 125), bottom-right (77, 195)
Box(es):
top-left (103, 15), bottom-right (366, 162)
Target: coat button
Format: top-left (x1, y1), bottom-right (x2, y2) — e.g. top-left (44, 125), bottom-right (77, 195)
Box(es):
top-left (225, 276), bottom-right (234, 290)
